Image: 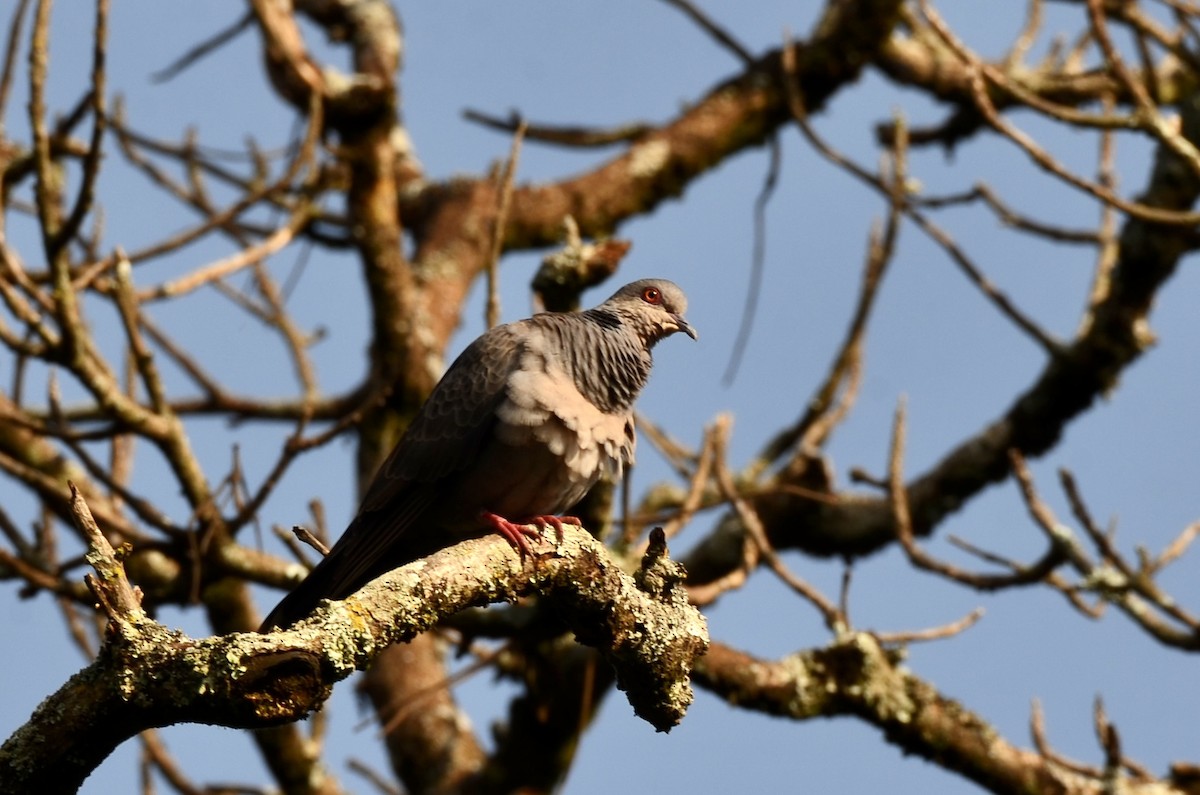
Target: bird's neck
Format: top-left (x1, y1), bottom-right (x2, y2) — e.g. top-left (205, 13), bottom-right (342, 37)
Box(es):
top-left (567, 310), bottom-right (652, 414)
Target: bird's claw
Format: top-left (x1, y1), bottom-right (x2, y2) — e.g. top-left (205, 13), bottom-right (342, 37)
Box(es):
top-left (482, 512), bottom-right (580, 560)
top-left (533, 514), bottom-right (580, 543)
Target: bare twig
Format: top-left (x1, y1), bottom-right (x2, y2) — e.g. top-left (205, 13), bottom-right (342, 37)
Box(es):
top-left (150, 11), bottom-right (254, 83)
top-left (889, 404), bottom-right (1069, 590)
top-left (782, 37), bottom-right (1061, 356)
top-left (656, 0), bottom-right (754, 65)
top-left (873, 607), bottom-right (984, 645)
top-left (723, 134), bottom-right (780, 384)
top-left (462, 109), bottom-right (653, 148)
top-left (756, 117), bottom-right (904, 468)
top-left (712, 416), bottom-right (843, 631)
top-left (291, 525), bottom-right (329, 558)
top-left (919, 0), bottom-right (1200, 226)
top-left (915, 183), bottom-right (1102, 244)
top-left (1003, 0), bottom-right (1044, 69)
top-left (1030, 700), bottom-right (1101, 778)
top-left (1086, 0), bottom-right (1200, 177)
top-left (137, 205), bottom-right (314, 302)
top-left (0, 0), bottom-right (33, 135)
top-left (1011, 452), bottom-right (1200, 649)
top-left (655, 425), bottom-right (717, 546)
top-left (72, 482), bottom-right (144, 622)
top-left (485, 118), bottom-right (527, 329)
top-left (53, 0), bottom-right (108, 255)
top-left (139, 730), bottom-right (203, 795)
top-left (347, 758), bottom-right (401, 795)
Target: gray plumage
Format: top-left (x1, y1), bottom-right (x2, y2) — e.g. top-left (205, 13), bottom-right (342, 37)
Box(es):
top-left (261, 278), bottom-right (695, 630)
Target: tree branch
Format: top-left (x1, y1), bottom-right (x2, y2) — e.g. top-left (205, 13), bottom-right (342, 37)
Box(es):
top-left (695, 636), bottom-right (1182, 794)
top-left (0, 525), bottom-right (708, 792)
top-left (684, 83), bottom-right (1200, 581)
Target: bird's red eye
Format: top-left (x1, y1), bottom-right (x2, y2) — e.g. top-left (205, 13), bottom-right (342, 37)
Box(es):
top-left (642, 287), bottom-right (662, 305)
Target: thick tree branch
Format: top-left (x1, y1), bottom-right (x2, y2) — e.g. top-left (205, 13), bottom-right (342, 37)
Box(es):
top-left (406, 0), bottom-right (905, 253)
top-left (695, 637), bottom-right (1184, 795)
top-left (0, 525), bottom-right (707, 792)
top-left (6, 3), bottom-right (1200, 792)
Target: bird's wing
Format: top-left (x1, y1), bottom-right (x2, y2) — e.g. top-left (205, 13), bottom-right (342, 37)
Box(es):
top-left (363, 321), bottom-right (527, 505)
top-left (259, 323), bottom-right (528, 629)
top-left (334, 325), bottom-right (524, 573)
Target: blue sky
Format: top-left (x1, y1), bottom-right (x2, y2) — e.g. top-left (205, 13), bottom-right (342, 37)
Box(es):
top-left (3, 2), bottom-right (1199, 792)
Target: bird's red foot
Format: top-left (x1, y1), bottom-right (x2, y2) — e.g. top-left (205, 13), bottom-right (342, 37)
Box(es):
top-left (482, 513), bottom-right (581, 560)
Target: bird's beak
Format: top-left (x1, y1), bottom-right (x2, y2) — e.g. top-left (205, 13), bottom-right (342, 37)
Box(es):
top-left (671, 314), bottom-right (698, 341)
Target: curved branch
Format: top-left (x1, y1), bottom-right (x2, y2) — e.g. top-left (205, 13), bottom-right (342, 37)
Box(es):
top-left (249, 0), bottom-right (400, 128)
top-left (0, 526), bottom-right (708, 791)
top-left (406, 0), bottom-right (906, 252)
top-left (695, 637), bottom-right (1179, 794)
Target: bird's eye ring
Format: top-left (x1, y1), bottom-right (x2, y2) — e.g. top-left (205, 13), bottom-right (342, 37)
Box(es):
top-left (641, 286), bottom-right (662, 305)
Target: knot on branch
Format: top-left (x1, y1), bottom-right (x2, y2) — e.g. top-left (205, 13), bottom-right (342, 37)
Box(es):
top-left (610, 526), bottom-right (708, 731)
top-left (238, 649), bottom-right (330, 724)
top-left (635, 526), bottom-right (687, 598)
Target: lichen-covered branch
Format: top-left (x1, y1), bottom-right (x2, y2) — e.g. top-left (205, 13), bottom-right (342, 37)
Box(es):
top-left (408, 0), bottom-right (906, 254)
top-left (0, 525), bottom-right (707, 792)
top-left (695, 637), bottom-right (1187, 795)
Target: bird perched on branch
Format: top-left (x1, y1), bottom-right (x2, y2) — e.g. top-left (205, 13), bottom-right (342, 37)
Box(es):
top-left (261, 278), bottom-right (696, 630)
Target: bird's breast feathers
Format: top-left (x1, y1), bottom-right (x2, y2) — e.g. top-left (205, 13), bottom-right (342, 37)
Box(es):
top-left (495, 346), bottom-right (635, 484)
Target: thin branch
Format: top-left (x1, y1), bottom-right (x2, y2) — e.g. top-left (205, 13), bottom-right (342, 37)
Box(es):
top-left (1086, 0), bottom-right (1200, 177)
top-left (0, 0), bottom-right (33, 135)
top-left (781, 38), bottom-right (1062, 356)
top-left (291, 525), bottom-right (329, 557)
top-left (712, 415), bottom-right (843, 631)
top-left (889, 403), bottom-right (1069, 590)
top-left (756, 116), bottom-right (904, 468)
top-left (723, 134), bottom-right (780, 384)
top-left (1030, 699), bottom-right (1102, 779)
top-left (462, 109), bottom-right (654, 148)
top-left (150, 11), bottom-right (254, 83)
top-left (29, 0), bottom-right (62, 254)
top-left (1011, 452), bottom-right (1200, 649)
top-left (1155, 521), bottom-right (1200, 571)
top-left (650, 424), bottom-right (717, 547)
top-left (919, 0), bottom-right (1200, 226)
top-left (346, 759), bottom-right (401, 795)
top-left (111, 252), bottom-right (168, 413)
top-left (138, 730), bottom-right (203, 795)
top-left (915, 183), bottom-right (1102, 244)
top-left (656, 0), bottom-right (754, 64)
top-left (137, 204), bottom-right (314, 302)
top-left (873, 607), bottom-right (984, 644)
top-left (485, 118), bottom-right (526, 329)
top-left (1003, 0), bottom-right (1044, 69)
top-left (53, 0), bottom-right (108, 254)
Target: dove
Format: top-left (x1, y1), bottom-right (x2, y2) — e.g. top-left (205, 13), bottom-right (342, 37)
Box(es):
top-left (260, 278), bottom-right (695, 630)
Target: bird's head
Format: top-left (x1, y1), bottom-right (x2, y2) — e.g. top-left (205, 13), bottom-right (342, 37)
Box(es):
top-left (601, 279), bottom-right (697, 346)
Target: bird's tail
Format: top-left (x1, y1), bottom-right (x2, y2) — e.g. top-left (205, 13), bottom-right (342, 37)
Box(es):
top-left (258, 514), bottom-right (411, 632)
top-left (258, 553), bottom-right (346, 632)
